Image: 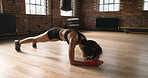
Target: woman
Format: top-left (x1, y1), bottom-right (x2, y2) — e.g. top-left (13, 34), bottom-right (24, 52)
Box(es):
top-left (15, 27), bottom-right (103, 67)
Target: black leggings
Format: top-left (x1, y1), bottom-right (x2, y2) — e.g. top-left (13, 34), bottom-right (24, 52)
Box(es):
top-left (47, 27), bottom-right (62, 40)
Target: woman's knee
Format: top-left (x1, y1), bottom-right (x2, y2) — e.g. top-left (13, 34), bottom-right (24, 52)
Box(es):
top-left (29, 33), bottom-right (49, 42)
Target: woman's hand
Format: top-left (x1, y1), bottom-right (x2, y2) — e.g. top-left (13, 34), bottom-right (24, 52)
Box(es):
top-left (84, 59), bottom-right (104, 67)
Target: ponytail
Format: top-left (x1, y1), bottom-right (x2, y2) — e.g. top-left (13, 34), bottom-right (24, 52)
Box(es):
top-left (83, 40), bottom-right (102, 60)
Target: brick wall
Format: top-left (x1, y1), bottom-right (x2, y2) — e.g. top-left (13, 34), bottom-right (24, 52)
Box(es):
top-left (1, 0), bottom-right (52, 35)
top-left (1, 0), bottom-right (147, 34)
top-left (0, 0), bottom-right (83, 35)
top-left (82, 0), bottom-right (148, 29)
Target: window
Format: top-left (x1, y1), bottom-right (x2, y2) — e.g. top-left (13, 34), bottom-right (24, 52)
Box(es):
top-left (60, 0), bottom-right (75, 16)
top-left (144, 0), bottom-right (148, 11)
top-left (99, 0), bottom-right (120, 12)
top-left (25, 0), bottom-right (48, 15)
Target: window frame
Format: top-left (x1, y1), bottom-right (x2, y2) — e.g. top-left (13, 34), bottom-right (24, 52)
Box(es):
top-left (25, 0), bottom-right (49, 15)
top-left (99, 0), bottom-right (120, 12)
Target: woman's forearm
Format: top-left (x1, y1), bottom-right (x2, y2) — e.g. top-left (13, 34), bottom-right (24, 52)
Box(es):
top-left (70, 60), bottom-right (85, 66)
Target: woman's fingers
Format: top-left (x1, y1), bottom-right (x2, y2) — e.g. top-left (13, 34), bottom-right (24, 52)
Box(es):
top-left (97, 60), bottom-right (104, 66)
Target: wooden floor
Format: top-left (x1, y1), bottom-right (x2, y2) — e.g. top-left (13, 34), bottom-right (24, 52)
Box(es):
top-left (0, 31), bottom-right (148, 78)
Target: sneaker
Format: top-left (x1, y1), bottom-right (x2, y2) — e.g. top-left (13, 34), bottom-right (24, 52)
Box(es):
top-left (14, 40), bottom-right (21, 52)
top-left (33, 42), bottom-right (37, 49)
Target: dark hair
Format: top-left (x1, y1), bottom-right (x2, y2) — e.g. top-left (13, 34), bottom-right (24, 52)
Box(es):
top-left (83, 40), bottom-right (102, 60)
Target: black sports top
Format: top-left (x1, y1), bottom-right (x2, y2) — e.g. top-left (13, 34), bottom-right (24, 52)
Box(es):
top-left (47, 27), bottom-right (62, 40)
top-left (64, 29), bottom-right (87, 44)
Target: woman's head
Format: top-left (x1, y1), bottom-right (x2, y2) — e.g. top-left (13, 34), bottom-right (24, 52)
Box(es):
top-left (83, 40), bottom-right (102, 60)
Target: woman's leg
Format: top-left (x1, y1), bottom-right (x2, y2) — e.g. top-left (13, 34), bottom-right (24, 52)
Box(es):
top-left (15, 31), bottom-right (51, 52)
top-left (20, 31), bottom-right (50, 44)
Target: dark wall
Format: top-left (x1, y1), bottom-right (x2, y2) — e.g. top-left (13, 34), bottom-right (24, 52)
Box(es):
top-left (0, 15), bottom-right (16, 34)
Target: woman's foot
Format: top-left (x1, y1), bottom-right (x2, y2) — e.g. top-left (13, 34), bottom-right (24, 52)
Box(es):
top-left (33, 42), bottom-right (37, 49)
top-left (14, 40), bottom-right (21, 52)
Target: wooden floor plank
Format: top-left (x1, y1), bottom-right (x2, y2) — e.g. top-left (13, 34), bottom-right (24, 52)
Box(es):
top-left (0, 31), bottom-right (148, 78)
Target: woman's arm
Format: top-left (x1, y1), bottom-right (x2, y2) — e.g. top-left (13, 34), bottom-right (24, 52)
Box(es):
top-left (78, 44), bottom-right (88, 60)
top-left (68, 32), bottom-right (103, 66)
top-left (68, 32), bottom-right (85, 66)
